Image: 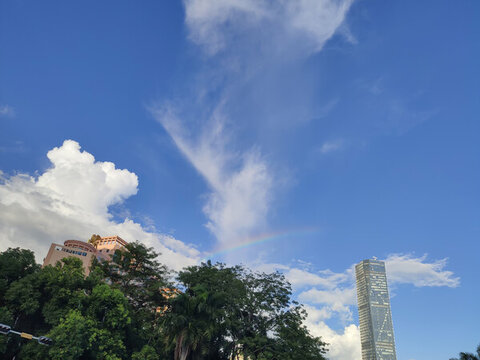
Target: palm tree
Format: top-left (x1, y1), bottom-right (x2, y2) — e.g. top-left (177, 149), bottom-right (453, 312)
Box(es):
top-left (450, 344), bottom-right (480, 360)
top-left (162, 285), bottom-right (224, 360)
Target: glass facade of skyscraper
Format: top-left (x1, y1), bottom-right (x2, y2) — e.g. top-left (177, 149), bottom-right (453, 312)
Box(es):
top-left (355, 259), bottom-right (397, 360)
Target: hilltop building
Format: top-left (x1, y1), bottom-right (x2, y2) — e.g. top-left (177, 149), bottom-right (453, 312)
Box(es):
top-left (355, 258), bottom-right (397, 360)
top-left (42, 240), bottom-right (97, 275)
top-left (92, 235), bottom-right (128, 261)
top-left (42, 235), bottom-right (128, 275)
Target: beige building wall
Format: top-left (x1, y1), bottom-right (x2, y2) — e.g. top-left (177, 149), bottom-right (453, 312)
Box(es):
top-left (94, 235), bottom-right (128, 261)
top-left (42, 235), bottom-right (129, 275)
top-left (42, 240), bottom-right (96, 275)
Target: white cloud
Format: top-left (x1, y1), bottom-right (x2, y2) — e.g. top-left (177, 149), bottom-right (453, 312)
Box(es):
top-left (0, 140), bottom-right (200, 271)
top-left (152, 106), bottom-right (273, 248)
top-left (183, 0), bottom-right (268, 54)
top-left (37, 140), bottom-right (139, 217)
top-left (305, 318), bottom-right (361, 360)
top-left (286, 267), bottom-right (350, 290)
top-left (0, 104), bottom-right (15, 117)
top-left (305, 302), bottom-right (361, 360)
top-left (162, 0), bottom-right (355, 252)
top-left (385, 253), bottom-right (460, 288)
top-left (299, 287), bottom-right (356, 320)
top-left (284, 0), bottom-right (354, 52)
top-left (319, 139), bottom-right (344, 154)
top-left (183, 0), bottom-right (355, 55)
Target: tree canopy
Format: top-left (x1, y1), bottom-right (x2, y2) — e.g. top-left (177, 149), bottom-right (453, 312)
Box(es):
top-left (0, 245), bottom-right (327, 360)
top-left (450, 344), bottom-right (480, 360)
top-left (87, 234), bottom-right (102, 245)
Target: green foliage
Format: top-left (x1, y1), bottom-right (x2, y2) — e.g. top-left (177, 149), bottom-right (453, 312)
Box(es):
top-left (272, 306), bottom-right (328, 360)
top-left (96, 241), bottom-right (171, 355)
top-left (0, 306), bottom-right (13, 354)
top-left (99, 241), bottom-right (169, 309)
top-left (132, 345), bottom-right (160, 360)
top-left (88, 234), bottom-right (102, 245)
top-left (48, 310), bottom-right (95, 360)
top-left (0, 248), bottom-right (39, 305)
top-left (5, 273), bottom-right (41, 316)
top-left (41, 257), bottom-right (88, 326)
top-left (0, 246), bottom-right (327, 360)
top-left (86, 284), bottom-right (130, 330)
top-left (162, 261), bottom-right (327, 360)
top-left (450, 344), bottom-right (480, 360)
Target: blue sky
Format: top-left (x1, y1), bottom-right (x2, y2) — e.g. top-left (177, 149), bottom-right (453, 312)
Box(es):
top-left (1, 1), bottom-right (479, 359)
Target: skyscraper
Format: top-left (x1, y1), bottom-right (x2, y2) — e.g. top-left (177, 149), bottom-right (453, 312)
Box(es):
top-left (355, 258), bottom-right (397, 360)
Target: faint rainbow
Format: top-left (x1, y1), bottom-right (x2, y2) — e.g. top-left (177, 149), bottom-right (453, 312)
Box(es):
top-left (203, 227), bottom-right (319, 260)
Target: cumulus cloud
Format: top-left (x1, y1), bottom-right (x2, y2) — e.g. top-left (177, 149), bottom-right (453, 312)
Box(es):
top-left (385, 253), bottom-right (460, 288)
top-left (306, 319), bottom-right (361, 360)
top-left (0, 140), bottom-right (200, 270)
top-left (299, 287), bottom-right (356, 320)
top-left (183, 0), bottom-right (355, 55)
top-left (37, 140), bottom-right (139, 217)
top-left (303, 304), bottom-right (361, 360)
top-left (152, 106), bottom-right (273, 248)
top-left (286, 267), bottom-right (350, 289)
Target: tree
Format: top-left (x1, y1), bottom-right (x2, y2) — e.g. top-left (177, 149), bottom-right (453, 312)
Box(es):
top-left (162, 261), bottom-right (328, 360)
top-left (0, 306), bottom-right (14, 354)
top-left (96, 241), bottom-right (170, 356)
top-left (0, 246), bottom-right (328, 360)
top-left (0, 248), bottom-right (39, 306)
top-left (0, 250), bottom-right (134, 360)
top-left (161, 283), bottom-right (228, 360)
top-left (271, 306), bottom-right (327, 360)
top-left (98, 241), bottom-right (169, 309)
top-left (132, 345), bottom-right (160, 360)
top-left (450, 344), bottom-right (480, 360)
top-left (48, 310), bottom-right (95, 360)
top-left (172, 262), bottom-right (247, 360)
top-left (40, 257), bottom-right (88, 327)
top-left (42, 285), bottom-right (131, 360)
top-left (236, 270), bottom-right (293, 360)
top-left (88, 234), bottom-right (102, 245)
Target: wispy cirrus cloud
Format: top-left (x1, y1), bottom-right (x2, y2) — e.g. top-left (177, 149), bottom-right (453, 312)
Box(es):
top-left (183, 0), bottom-right (355, 55)
top-left (0, 140), bottom-right (26, 154)
top-left (319, 139), bottom-right (344, 154)
top-left (152, 105), bottom-right (273, 248)
top-left (356, 77), bottom-right (437, 136)
top-left (155, 0), bottom-right (356, 250)
top-left (0, 104), bottom-right (15, 117)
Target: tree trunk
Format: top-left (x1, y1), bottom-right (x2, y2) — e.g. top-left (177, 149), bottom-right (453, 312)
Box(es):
top-left (179, 343), bottom-right (189, 360)
top-left (175, 331), bottom-right (190, 360)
